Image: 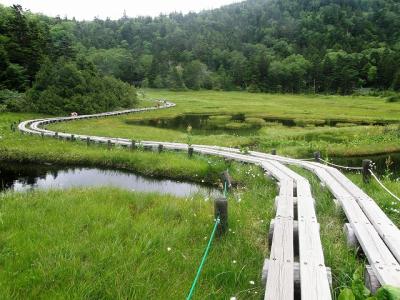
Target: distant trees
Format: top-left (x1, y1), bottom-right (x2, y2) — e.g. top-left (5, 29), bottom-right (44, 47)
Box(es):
top-left (1, 0), bottom-right (400, 97)
top-left (0, 4), bottom-right (48, 90)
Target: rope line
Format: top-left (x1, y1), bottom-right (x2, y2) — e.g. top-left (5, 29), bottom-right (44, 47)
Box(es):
top-left (369, 170), bottom-right (400, 202)
top-left (319, 158), bottom-right (363, 171)
top-left (186, 216), bottom-right (221, 300)
top-left (298, 158), bottom-right (315, 161)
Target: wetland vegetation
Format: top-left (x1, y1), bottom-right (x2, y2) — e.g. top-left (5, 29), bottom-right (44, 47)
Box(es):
top-left (1, 0), bottom-right (400, 298)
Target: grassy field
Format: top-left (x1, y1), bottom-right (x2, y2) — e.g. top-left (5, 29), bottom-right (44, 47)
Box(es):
top-left (1, 91), bottom-right (400, 299)
top-left (0, 112), bottom-right (275, 299)
top-left (47, 90), bottom-right (400, 157)
top-left (0, 179), bottom-right (274, 299)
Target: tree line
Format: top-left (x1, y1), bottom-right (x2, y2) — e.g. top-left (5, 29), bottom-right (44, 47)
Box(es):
top-left (0, 5), bottom-right (137, 114)
top-left (1, 0), bottom-right (400, 114)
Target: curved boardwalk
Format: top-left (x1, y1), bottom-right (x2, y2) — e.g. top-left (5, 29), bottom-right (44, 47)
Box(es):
top-left (18, 101), bottom-right (400, 298)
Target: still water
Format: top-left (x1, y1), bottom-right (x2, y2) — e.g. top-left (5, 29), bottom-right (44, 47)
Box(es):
top-left (0, 162), bottom-right (220, 198)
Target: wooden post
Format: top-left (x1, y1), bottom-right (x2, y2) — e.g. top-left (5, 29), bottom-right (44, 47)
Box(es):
top-left (314, 151), bottom-right (320, 162)
top-left (41, 132), bottom-right (44, 139)
top-left (158, 144), bottom-right (163, 153)
top-left (214, 197), bottom-right (228, 237)
top-left (188, 147), bottom-right (194, 158)
top-left (271, 149), bottom-right (277, 155)
top-left (86, 137), bottom-right (90, 146)
top-left (55, 132), bottom-right (58, 138)
top-left (107, 140), bottom-right (112, 150)
top-left (362, 159), bottom-right (372, 183)
top-left (220, 170), bottom-right (232, 191)
top-left (130, 140), bottom-right (136, 150)
top-left (71, 134), bottom-right (75, 141)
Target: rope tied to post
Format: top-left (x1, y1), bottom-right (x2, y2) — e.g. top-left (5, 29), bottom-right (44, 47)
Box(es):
top-left (369, 169), bottom-right (400, 203)
top-left (186, 216), bottom-right (221, 300)
top-left (319, 158), bottom-right (363, 171)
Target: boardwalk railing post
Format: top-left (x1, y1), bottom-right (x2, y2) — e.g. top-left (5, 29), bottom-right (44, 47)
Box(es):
top-left (271, 149), bottom-right (277, 155)
top-left (158, 144), bottom-right (163, 153)
top-left (107, 140), bottom-right (111, 150)
top-left (86, 137), bottom-right (90, 146)
top-left (131, 140), bottom-right (136, 150)
top-left (314, 151), bottom-right (321, 162)
top-left (188, 147), bottom-right (194, 158)
top-left (220, 170), bottom-right (232, 193)
top-left (214, 197), bottom-right (228, 237)
top-left (362, 159), bottom-right (372, 183)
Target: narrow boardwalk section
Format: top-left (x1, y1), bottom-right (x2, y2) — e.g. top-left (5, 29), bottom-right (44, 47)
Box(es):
top-left (18, 101), bottom-right (400, 296)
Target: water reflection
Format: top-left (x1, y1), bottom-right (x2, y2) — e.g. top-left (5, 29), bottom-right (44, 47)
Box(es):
top-left (0, 162), bottom-right (220, 198)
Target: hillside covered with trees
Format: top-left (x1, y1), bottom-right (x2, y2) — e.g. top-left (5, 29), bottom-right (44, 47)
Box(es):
top-left (1, 0), bottom-right (400, 113)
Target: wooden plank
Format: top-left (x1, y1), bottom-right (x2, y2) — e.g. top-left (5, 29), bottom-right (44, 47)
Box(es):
top-left (298, 219), bottom-right (332, 300)
top-left (266, 160), bottom-right (332, 299)
top-left (265, 217), bottom-right (294, 300)
top-left (303, 166), bottom-right (400, 286)
top-left (325, 167), bottom-right (400, 263)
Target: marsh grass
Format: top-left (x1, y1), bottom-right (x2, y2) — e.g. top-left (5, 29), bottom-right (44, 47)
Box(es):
top-left (47, 90), bottom-right (400, 157)
top-left (0, 179), bottom-right (274, 299)
top-left (0, 112), bottom-right (280, 299)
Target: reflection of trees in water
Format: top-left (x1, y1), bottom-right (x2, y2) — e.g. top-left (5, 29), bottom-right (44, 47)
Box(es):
top-left (0, 162), bottom-right (61, 190)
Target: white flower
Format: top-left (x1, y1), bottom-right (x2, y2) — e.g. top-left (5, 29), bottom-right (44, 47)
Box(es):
top-left (232, 260), bottom-right (237, 264)
top-left (249, 280), bottom-right (255, 285)
top-left (230, 297), bottom-right (237, 300)
top-left (167, 247), bottom-right (171, 252)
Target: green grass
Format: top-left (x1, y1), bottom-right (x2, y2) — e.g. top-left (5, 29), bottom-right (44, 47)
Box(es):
top-left (47, 90), bottom-right (400, 157)
top-left (0, 176), bottom-right (275, 299)
top-left (0, 112), bottom-right (278, 299)
top-left (1, 91), bottom-right (400, 299)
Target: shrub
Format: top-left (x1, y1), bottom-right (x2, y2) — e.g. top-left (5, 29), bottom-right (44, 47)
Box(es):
top-left (27, 58), bottom-right (137, 115)
top-left (386, 95), bottom-right (400, 103)
top-left (0, 89), bottom-right (28, 112)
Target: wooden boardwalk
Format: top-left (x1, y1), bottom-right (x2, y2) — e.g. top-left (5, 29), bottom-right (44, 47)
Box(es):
top-left (18, 101), bottom-right (400, 297)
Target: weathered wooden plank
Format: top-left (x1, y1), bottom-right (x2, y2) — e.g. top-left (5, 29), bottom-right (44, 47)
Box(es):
top-left (298, 220), bottom-right (331, 300)
top-left (325, 167), bottom-right (400, 263)
top-left (265, 217), bottom-right (294, 300)
top-left (266, 160), bottom-right (332, 299)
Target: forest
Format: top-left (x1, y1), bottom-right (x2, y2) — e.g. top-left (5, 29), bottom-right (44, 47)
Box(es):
top-left (1, 0), bottom-right (400, 113)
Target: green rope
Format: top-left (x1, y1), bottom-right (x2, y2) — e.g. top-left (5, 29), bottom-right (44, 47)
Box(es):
top-left (186, 216), bottom-right (220, 300)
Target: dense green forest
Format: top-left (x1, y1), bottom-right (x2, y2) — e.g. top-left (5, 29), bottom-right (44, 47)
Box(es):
top-left (1, 0), bottom-right (400, 113)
